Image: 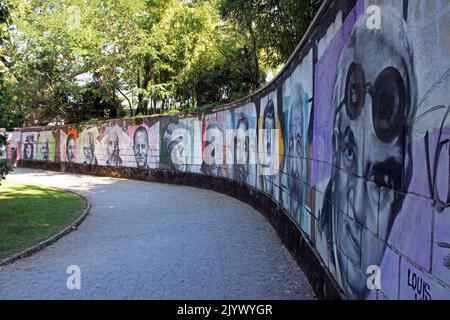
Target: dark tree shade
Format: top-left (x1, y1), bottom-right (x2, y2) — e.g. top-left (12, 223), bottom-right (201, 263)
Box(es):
top-left (219, 0), bottom-right (323, 67)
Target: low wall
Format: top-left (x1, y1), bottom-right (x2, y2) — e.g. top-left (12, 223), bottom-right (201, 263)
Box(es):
top-left (6, 0), bottom-right (450, 299)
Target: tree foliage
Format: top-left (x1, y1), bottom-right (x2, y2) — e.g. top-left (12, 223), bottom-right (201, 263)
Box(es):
top-left (0, 133), bottom-right (12, 184)
top-left (1, 0), bottom-right (23, 129)
top-left (0, 0), bottom-right (322, 125)
top-left (219, 0), bottom-right (323, 68)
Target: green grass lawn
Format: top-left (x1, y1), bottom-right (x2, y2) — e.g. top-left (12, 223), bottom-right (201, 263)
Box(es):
top-left (0, 180), bottom-right (86, 259)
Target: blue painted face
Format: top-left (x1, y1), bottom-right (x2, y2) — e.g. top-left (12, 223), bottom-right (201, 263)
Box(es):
top-left (327, 8), bottom-right (415, 299)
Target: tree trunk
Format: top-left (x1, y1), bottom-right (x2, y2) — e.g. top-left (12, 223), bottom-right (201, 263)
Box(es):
top-left (137, 55), bottom-right (153, 115)
top-left (249, 24), bottom-right (260, 90)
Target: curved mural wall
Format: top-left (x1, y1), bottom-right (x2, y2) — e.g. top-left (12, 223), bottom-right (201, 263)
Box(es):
top-left (5, 0), bottom-right (450, 300)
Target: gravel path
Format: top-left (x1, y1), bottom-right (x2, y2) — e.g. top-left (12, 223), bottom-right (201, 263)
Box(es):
top-left (0, 168), bottom-right (315, 300)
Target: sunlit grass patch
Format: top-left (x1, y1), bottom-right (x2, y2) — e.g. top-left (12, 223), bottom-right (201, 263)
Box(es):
top-left (0, 180), bottom-right (86, 259)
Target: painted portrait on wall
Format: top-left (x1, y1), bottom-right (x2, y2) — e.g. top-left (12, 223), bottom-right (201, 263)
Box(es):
top-left (78, 127), bottom-right (100, 165)
top-left (128, 121), bottom-right (160, 169)
top-left (201, 110), bottom-right (233, 178)
top-left (281, 50), bottom-right (313, 232)
top-left (314, 1), bottom-right (418, 299)
top-left (98, 125), bottom-right (132, 167)
top-left (160, 117), bottom-right (193, 172)
top-left (37, 131), bottom-right (56, 161)
top-left (60, 129), bottom-right (78, 163)
top-left (232, 103), bottom-right (257, 187)
top-left (258, 90), bottom-right (283, 202)
top-left (21, 132), bottom-right (37, 160)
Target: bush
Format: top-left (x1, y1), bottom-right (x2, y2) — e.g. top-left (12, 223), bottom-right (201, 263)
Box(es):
top-left (0, 159), bottom-right (12, 185)
top-left (0, 134), bottom-right (12, 184)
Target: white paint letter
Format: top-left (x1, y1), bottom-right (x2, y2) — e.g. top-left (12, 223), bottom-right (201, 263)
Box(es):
top-left (366, 5), bottom-right (381, 30)
top-left (66, 265), bottom-right (81, 290)
top-left (366, 265), bottom-right (381, 290)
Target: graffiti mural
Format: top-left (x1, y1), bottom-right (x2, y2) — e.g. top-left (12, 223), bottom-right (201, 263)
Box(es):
top-left (258, 90), bottom-right (283, 202)
top-left (60, 129), bottom-right (78, 163)
top-left (160, 117), bottom-right (195, 172)
top-left (201, 111), bottom-right (233, 178)
top-left (7, 0), bottom-right (450, 300)
top-left (37, 131), bottom-right (56, 161)
top-left (128, 121), bottom-right (160, 169)
top-left (281, 49), bottom-right (314, 233)
top-left (315, 2), bottom-right (417, 299)
top-left (21, 132), bottom-right (37, 160)
top-left (232, 103), bottom-right (257, 187)
top-left (98, 125), bottom-right (132, 167)
top-left (78, 127), bottom-right (99, 165)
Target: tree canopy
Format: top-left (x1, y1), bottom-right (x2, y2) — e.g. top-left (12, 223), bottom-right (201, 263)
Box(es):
top-left (0, 0), bottom-right (322, 126)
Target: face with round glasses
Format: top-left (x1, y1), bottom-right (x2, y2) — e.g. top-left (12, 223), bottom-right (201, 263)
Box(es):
top-left (326, 10), bottom-right (416, 299)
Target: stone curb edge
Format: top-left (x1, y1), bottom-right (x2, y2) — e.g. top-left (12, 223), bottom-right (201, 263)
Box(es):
top-left (0, 189), bottom-right (91, 267)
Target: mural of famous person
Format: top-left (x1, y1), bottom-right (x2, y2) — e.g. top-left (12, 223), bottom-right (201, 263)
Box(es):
top-left (23, 135), bottom-right (35, 160)
top-left (233, 104), bottom-right (257, 186)
top-left (287, 84), bottom-right (307, 223)
top-left (66, 134), bottom-right (76, 162)
top-left (133, 126), bottom-right (150, 169)
top-left (161, 121), bottom-right (190, 172)
top-left (39, 139), bottom-right (50, 161)
top-left (201, 121), bottom-right (223, 176)
top-left (201, 111), bottom-right (233, 178)
top-left (82, 131), bottom-right (98, 165)
top-left (37, 131), bottom-right (55, 161)
top-left (258, 93), bottom-right (282, 201)
top-left (128, 122), bottom-right (160, 169)
top-left (106, 131), bottom-right (122, 167)
top-left (234, 112), bottom-right (251, 182)
top-left (318, 7), bottom-right (417, 299)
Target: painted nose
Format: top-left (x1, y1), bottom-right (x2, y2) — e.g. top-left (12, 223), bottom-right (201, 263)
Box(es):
top-left (290, 152), bottom-right (298, 177)
top-left (348, 176), bottom-right (365, 224)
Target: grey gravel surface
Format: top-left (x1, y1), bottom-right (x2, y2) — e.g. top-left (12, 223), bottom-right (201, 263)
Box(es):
top-left (0, 168), bottom-right (315, 300)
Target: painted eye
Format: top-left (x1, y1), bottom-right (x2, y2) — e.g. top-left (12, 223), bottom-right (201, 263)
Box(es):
top-left (372, 67), bottom-right (406, 143)
top-left (345, 63), bottom-right (366, 120)
top-left (344, 142), bottom-right (355, 162)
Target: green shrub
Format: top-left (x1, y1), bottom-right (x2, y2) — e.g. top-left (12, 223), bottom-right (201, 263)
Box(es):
top-left (0, 159), bottom-right (12, 185)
